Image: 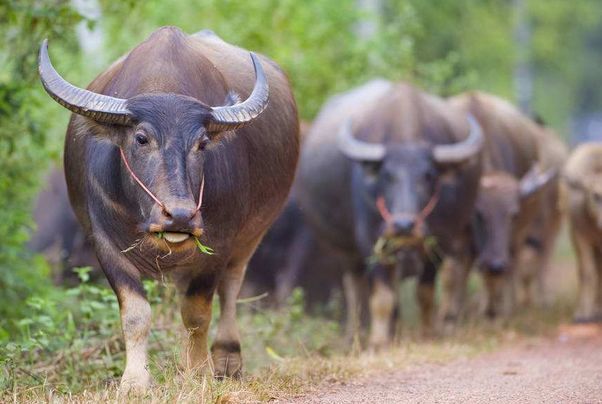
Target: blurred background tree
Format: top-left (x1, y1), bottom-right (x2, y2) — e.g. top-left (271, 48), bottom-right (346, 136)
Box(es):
top-left (0, 0), bottom-right (84, 333)
top-left (1, 0), bottom-right (602, 334)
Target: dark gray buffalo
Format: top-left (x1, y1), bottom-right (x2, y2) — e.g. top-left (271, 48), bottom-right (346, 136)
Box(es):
top-left (297, 80), bottom-right (483, 349)
top-left (28, 167), bottom-right (99, 284)
top-left (39, 27), bottom-right (299, 389)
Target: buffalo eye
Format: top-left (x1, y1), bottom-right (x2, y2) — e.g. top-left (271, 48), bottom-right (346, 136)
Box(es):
top-left (425, 169), bottom-right (437, 184)
top-left (361, 161), bottom-right (382, 178)
top-left (196, 137), bottom-right (209, 152)
top-left (135, 132), bottom-right (149, 145)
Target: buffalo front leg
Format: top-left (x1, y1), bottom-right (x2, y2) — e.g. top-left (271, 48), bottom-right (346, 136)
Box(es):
top-left (368, 266), bottom-right (397, 351)
top-left (483, 271), bottom-right (510, 319)
top-left (178, 272), bottom-right (216, 374)
top-left (572, 229), bottom-right (599, 322)
top-left (515, 245), bottom-right (538, 308)
top-left (95, 236), bottom-right (152, 392)
top-left (438, 256), bottom-right (470, 327)
top-left (106, 270), bottom-right (152, 390)
top-left (343, 270), bottom-right (363, 343)
top-left (120, 291), bottom-right (152, 390)
top-left (417, 259), bottom-right (437, 337)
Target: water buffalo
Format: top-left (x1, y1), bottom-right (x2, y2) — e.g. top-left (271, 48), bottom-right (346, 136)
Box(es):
top-left (563, 143), bottom-right (602, 323)
top-left (39, 27), bottom-right (299, 388)
top-left (244, 120), bottom-right (342, 307)
top-left (448, 92), bottom-right (556, 319)
top-left (244, 192), bottom-right (343, 307)
top-left (515, 122), bottom-right (567, 307)
top-left (28, 166), bottom-right (99, 284)
top-left (297, 80), bottom-right (483, 349)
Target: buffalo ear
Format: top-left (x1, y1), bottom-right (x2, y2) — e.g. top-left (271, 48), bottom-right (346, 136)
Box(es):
top-left (83, 117), bottom-right (132, 145)
top-left (562, 175), bottom-right (583, 192)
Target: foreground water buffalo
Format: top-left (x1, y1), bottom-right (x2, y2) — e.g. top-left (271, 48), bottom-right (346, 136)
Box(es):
top-left (297, 80), bottom-right (483, 348)
top-left (39, 27), bottom-right (299, 388)
top-left (28, 167), bottom-right (99, 284)
top-left (448, 92), bottom-right (556, 319)
top-left (515, 121), bottom-right (567, 307)
top-left (563, 143), bottom-right (602, 323)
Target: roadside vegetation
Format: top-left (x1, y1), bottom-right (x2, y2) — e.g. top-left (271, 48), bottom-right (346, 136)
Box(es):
top-left (1, 255), bottom-right (576, 402)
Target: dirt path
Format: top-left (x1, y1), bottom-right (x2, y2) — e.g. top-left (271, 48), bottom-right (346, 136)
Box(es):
top-left (290, 324), bottom-right (602, 403)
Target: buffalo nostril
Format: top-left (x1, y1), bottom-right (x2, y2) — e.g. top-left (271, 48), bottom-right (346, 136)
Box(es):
top-left (394, 218), bottom-right (415, 234)
top-left (166, 207), bottom-right (197, 225)
top-left (487, 259), bottom-right (507, 273)
top-left (161, 208), bottom-right (172, 218)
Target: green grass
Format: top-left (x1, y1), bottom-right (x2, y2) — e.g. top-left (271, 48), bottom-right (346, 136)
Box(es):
top-left (1, 246), bottom-right (577, 403)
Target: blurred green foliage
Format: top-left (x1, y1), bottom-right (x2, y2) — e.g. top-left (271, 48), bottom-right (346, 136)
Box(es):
top-left (98, 0), bottom-right (420, 118)
top-left (0, 0), bottom-right (83, 333)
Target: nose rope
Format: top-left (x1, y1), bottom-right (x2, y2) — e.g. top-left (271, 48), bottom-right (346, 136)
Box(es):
top-left (195, 175), bottom-right (205, 212)
top-left (375, 182), bottom-right (441, 232)
top-left (119, 148), bottom-right (205, 214)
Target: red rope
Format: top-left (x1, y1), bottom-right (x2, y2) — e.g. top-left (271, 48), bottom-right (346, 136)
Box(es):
top-left (195, 175), bottom-right (205, 212)
top-left (119, 148), bottom-right (205, 214)
top-left (375, 182), bottom-right (441, 233)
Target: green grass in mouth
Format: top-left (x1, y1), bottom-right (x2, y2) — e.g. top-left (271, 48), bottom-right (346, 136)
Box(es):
top-left (154, 232), bottom-right (214, 255)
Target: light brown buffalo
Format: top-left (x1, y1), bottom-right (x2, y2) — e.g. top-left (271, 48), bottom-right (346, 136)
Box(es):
top-left (447, 92), bottom-right (556, 320)
top-left (563, 143), bottom-right (602, 323)
top-left (515, 123), bottom-right (567, 307)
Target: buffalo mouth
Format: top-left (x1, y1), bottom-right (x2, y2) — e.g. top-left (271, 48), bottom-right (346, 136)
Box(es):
top-left (148, 224), bottom-right (203, 244)
top-left (161, 232), bottom-right (190, 243)
top-left (151, 231), bottom-right (196, 244)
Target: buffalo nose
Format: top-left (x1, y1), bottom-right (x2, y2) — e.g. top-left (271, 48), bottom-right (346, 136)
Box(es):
top-left (487, 259), bottom-right (507, 274)
top-left (393, 217), bottom-right (415, 234)
top-left (162, 205), bottom-right (197, 227)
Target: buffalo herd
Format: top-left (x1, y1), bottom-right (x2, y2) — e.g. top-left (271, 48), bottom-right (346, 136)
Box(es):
top-left (33, 26), bottom-right (601, 389)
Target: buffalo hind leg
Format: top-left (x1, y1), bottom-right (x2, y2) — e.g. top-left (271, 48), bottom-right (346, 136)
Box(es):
top-left (596, 248), bottom-right (602, 320)
top-left (177, 272), bottom-right (217, 374)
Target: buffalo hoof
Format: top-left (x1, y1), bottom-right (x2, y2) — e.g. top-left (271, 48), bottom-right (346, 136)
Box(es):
top-left (119, 369), bottom-right (151, 394)
top-left (368, 338), bottom-right (390, 353)
top-left (573, 314), bottom-right (602, 324)
top-left (438, 313), bottom-right (459, 337)
top-left (420, 324), bottom-right (436, 340)
top-left (212, 341), bottom-right (242, 379)
top-left (439, 320), bottom-right (457, 337)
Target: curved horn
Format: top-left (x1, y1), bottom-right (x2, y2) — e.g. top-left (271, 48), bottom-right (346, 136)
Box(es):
top-left (206, 52), bottom-right (269, 132)
top-left (337, 119), bottom-right (385, 162)
top-left (433, 115), bottom-right (484, 164)
top-left (520, 165), bottom-right (557, 199)
top-left (38, 39), bottom-right (132, 125)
